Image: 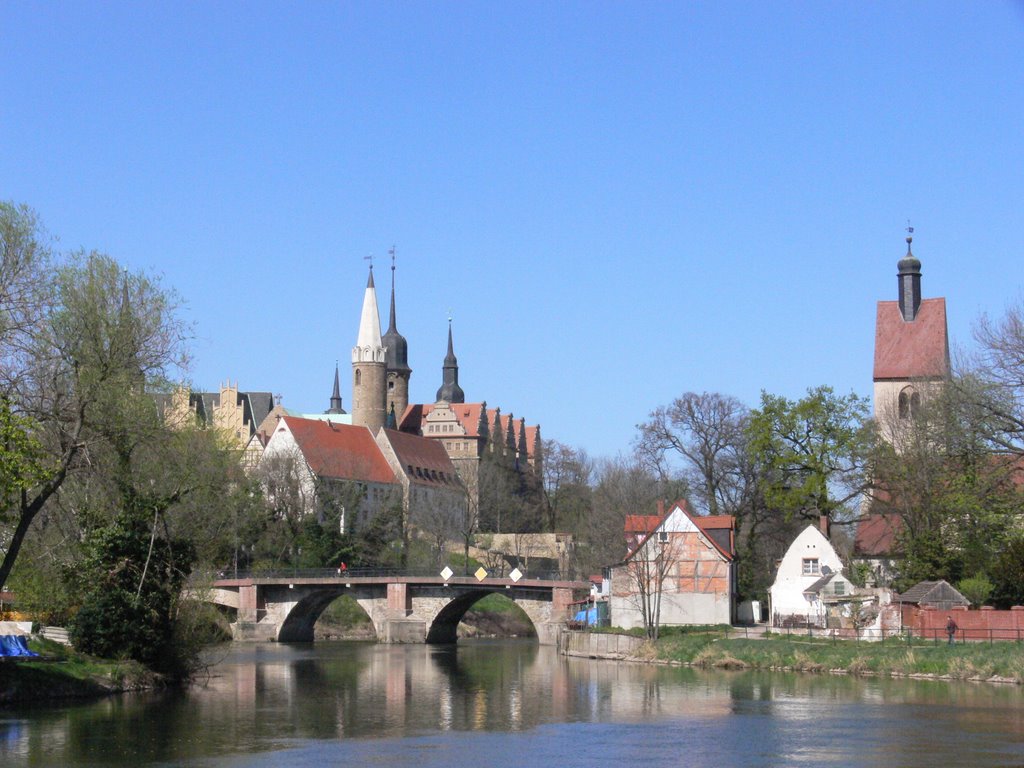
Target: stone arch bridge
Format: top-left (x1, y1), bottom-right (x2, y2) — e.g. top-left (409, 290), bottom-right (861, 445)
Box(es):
top-left (205, 571), bottom-right (589, 645)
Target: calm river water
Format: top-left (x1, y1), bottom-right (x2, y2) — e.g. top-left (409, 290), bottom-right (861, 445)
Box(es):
top-left (4, 640), bottom-right (1024, 767)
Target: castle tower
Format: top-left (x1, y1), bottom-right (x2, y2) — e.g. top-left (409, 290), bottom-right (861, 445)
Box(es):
top-left (435, 320), bottom-right (465, 404)
top-left (382, 253), bottom-right (411, 422)
top-left (352, 266), bottom-right (387, 432)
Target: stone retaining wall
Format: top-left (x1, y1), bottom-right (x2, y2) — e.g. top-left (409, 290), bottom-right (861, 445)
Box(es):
top-left (560, 630), bottom-right (645, 658)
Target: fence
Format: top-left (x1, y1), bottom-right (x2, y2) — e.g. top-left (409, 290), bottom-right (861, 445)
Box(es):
top-left (768, 623), bottom-right (1024, 644)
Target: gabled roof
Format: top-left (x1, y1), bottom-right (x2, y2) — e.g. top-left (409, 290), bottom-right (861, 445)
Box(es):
top-left (624, 515), bottom-right (664, 536)
top-left (399, 402), bottom-right (540, 458)
top-left (621, 501), bottom-right (735, 563)
top-left (853, 513), bottom-right (904, 557)
top-left (896, 580), bottom-right (969, 608)
top-left (873, 297), bottom-right (949, 380)
top-left (281, 416), bottom-right (396, 485)
top-left (379, 428), bottom-right (463, 488)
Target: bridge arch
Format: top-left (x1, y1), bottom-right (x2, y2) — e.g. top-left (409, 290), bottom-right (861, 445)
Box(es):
top-left (212, 576), bottom-right (584, 645)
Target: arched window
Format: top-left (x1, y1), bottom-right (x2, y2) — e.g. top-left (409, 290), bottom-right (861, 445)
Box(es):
top-left (898, 386), bottom-right (921, 419)
top-left (355, 369), bottom-right (362, 386)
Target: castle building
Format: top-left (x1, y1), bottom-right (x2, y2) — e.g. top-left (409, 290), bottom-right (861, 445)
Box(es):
top-left (341, 262), bottom-right (541, 479)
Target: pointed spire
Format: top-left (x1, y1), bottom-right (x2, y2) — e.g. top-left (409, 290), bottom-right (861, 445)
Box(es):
top-left (353, 265), bottom-right (385, 362)
top-left (386, 402), bottom-right (397, 429)
top-left (435, 319), bottom-right (465, 403)
top-left (506, 412), bottom-right (517, 452)
top-left (326, 363), bottom-right (346, 414)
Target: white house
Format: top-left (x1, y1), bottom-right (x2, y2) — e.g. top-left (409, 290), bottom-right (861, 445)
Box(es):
top-left (768, 522), bottom-right (845, 627)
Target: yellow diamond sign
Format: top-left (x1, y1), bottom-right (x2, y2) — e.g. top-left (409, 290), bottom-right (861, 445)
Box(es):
top-left (474, 567), bottom-right (488, 582)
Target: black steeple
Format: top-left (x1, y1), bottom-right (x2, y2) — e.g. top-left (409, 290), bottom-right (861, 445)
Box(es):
top-left (382, 250), bottom-right (411, 374)
top-left (897, 232), bottom-right (922, 322)
top-left (435, 320), bottom-right (465, 403)
top-left (326, 363), bottom-right (346, 414)
top-left (386, 402), bottom-right (397, 429)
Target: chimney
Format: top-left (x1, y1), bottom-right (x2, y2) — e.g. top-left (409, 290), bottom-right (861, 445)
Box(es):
top-left (657, 499), bottom-right (665, 518)
top-left (819, 515), bottom-right (830, 539)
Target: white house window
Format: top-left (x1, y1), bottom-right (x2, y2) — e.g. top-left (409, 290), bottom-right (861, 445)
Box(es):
top-left (802, 558), bottom-right (819, 575)
top-left (833, 580), bottom-right (846, 595)
top-left (658, 531), bottom-right (669, 543)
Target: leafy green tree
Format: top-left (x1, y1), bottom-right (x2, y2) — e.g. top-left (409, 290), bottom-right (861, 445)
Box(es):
top-left (69, 504), bottom-right (195, 676)
top-left (0, 241), bottom-right (188, 589)
top-left (958, 575), bottom-right (994, 607)
top-left (990, 537), bottom-right (1024, 609)
top-left (747, 386), bottom-right (872, 526)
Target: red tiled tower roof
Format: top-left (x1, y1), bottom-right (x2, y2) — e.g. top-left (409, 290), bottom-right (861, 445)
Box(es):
top-left (873, 297), bottom-right (949, 380)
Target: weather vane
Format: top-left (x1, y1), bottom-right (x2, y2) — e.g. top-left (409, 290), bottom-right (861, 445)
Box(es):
top-left (389, 245), bottom-right (396, 270)
top-left (364, 254), bottom-right (374, 270)
top-left (906, 220), bottom-right (914, 236)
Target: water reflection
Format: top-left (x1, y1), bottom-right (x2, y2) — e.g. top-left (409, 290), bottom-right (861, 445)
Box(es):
top-left (3, 641), bottom-right (1024, 767)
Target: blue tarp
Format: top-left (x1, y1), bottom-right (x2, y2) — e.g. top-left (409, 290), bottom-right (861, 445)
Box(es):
top-left (573, 607), bottom-right (599, 626)
top-left (0, 635), bottom-right (39, 657)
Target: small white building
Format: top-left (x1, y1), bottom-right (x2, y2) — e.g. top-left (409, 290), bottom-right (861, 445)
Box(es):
top-left (768, 522), bottom-right (845, 627)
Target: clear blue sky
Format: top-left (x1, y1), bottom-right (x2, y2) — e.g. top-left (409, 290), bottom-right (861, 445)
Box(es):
top-left (3, 2), bottom-right (1022, 459)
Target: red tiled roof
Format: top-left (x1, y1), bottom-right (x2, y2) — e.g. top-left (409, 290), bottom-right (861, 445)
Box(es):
top-left (399, 402), bottom-right (539, 458)
top-left (622, 501), bottom-right (735, 563)
top-left (873, 298), bottom-right (949, 380)
top-left (281, 416), bottom-right (396, 485)
top-left (624, 515), bottom-right (665, 535)
top-left (379, 428), bottom-right (462, 488)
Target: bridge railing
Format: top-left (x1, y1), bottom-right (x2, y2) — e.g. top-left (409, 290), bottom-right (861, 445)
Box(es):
top-left (209, 566), bottom-right (570, 582)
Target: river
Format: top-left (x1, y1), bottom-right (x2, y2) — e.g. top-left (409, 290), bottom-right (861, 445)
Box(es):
top-left (3, 640), bottom-right (1024, 767)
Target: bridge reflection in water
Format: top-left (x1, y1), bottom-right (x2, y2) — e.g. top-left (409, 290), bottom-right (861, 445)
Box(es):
top-left (206, 569), bottom-right (590, 644)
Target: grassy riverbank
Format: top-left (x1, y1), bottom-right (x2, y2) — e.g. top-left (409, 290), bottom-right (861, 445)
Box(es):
top-left (641, 628), bottom-right (1024, 683)
top-left (0, 638), bottom-right (162, 705)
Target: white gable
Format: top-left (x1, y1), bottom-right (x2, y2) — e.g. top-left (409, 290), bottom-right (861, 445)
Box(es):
top-left (769, 524), bottom-right (845, 619)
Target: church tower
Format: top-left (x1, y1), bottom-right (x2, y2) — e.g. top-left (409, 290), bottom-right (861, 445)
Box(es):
top-left (352, 266), bottom-right (387, 433)
top-left (436, 320), bottom-right (465, 404)
top-left (872, 232), bottom-right (949, 443)
top-left (382, 252), bottom-right (411, 424)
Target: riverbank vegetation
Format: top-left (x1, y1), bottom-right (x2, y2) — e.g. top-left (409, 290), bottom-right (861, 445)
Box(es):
top-left (639, 627), bottom-right (1024, 683)
top-left (0, 638), bottom-right (161, 704)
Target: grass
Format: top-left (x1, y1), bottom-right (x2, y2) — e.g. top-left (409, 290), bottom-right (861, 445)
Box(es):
top-left (0, 637), bottom-right (160, 704)
top-left (641, 630), bottom-right (1024, 682)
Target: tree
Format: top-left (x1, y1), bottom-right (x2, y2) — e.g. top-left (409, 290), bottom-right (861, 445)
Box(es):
top-left (620, 527), bottom-right (686, 640)
top-left (635, 391), bottom-right (749, 517)
top-left (747, 386), bottom-right (872, 527)
top-left (970, 301), bottom-right (1024, 453)
top-left (869, 377), bottom-right (1020, 589)
top-left (69, 504), bottom-right (195, 676)
top-left (0, 244), bottom-right (188, 589)
top-left (540, 439), bottom-right (592, 533)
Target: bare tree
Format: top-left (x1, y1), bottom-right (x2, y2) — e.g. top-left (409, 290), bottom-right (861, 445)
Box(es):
top-left (635, 391), bottom-right (750, 517)
top-left (620, 529), bottom-right (686, 640)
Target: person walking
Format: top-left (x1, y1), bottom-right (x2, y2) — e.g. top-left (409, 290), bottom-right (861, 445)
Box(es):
top-left (946, 615), bottom-right (958, 646)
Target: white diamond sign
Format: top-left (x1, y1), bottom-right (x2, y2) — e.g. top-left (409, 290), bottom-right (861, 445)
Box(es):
top-left (509, 567), bottom-right (523, 583)
top-left (440, 566), bottom-right (454, 581)
top-left (474, 566), bottom-right (488, 582)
